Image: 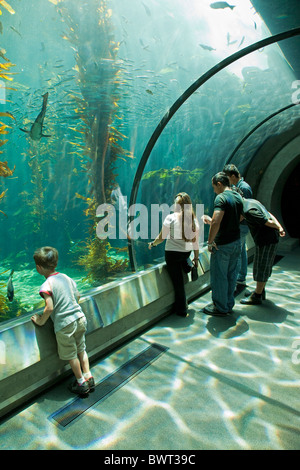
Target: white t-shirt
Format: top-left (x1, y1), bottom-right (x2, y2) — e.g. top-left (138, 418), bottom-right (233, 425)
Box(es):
top-left (39, 272), bottom-right (85, 333)
top-left (163, 213), bottom-right (199, 252)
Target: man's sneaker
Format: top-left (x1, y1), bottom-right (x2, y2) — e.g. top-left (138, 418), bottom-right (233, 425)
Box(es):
top-left (203, 303), bottom-right (228, 316)
top-left (68, 380), bottom-right (89, 397)
top-left (244, 289), bottom-right (266, 300)
top-left (234, 283), bottom-right (247, 296)
top-left (87, 376), bottom-right (95, 392)
top-left (240, 292), bottom-right (262, 305)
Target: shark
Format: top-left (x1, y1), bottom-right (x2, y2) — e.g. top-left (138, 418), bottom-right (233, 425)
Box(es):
top-left (20, 92), bottom-right (51, 141)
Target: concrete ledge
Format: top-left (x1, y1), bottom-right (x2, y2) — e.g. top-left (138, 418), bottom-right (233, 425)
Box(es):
top-left (0, 238), bottom-right (255, 418)
top-left (0, 250), bottom-right (211, 418)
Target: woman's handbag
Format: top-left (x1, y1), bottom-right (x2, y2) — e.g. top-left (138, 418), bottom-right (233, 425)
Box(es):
top-left (183, 257), bottom-right (193, 274)
top-left (191, 265), bottom-right (198, 281)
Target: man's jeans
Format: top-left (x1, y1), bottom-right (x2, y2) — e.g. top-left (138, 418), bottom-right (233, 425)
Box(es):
top-left (210, 239), bottom-right (242, 313)
top-left (237, 224), bottom-right (249, 284)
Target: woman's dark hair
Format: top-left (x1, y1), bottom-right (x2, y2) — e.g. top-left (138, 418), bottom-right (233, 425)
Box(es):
top-left (212, 172), bottom-right (230, 187)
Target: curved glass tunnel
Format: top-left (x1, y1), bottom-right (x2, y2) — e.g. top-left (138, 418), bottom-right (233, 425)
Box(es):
top-left (0, 0), bottom-right (300, 322)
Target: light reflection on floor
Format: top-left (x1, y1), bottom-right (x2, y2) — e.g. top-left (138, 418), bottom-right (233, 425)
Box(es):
top-left (0, 248), bottom-right (299, 450)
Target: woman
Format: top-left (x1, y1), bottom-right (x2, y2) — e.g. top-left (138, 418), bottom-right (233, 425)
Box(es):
top-left (149, 192), bottom-right (199, 317)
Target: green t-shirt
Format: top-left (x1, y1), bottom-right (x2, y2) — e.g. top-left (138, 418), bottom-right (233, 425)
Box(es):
top-left (214, 190), bottom-right (243, 245)
top-left (242, 199), bottom-right (279, 246)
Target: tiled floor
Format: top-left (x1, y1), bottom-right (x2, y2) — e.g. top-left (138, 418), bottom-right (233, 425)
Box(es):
top-left (1, 248), bottom-right (299, 450)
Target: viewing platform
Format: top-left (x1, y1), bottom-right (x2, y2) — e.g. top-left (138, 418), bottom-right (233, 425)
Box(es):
top-left (0, 243), bottom-right (299, 450)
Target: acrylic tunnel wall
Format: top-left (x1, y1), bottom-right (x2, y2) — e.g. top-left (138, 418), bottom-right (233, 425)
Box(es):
top-left (0, 0), bottom-right (300, 415)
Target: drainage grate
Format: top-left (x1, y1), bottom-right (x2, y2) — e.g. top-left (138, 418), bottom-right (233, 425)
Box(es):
top-left (50, 342), bottom-right (168, 428)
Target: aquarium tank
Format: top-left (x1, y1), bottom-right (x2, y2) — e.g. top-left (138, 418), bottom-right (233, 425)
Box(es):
top-left (0, 0), bottom-right (299, 322)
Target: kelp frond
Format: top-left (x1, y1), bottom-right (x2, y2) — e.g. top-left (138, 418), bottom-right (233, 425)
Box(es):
top-left (0, 50), bottom-right (16, 182)
top-left (0, 61), bottom-right (16, 81)
top-left (0, 293), bottom-right (9, 316)
top-left (77, 237), bottom-right (128, 282)
top-left (0, 111), bottom-right (15, 120)
top-left (0, 161), bottom-right (14, 177)
top-left (0, 0), bottom-right (15, 16)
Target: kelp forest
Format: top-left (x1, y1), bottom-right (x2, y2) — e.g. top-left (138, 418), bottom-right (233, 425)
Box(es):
top-left (57, 0), bottom-right (131, 280)
top-left (0, 0), bottom-right (133, 321)
top-left (0, 1), bottom-right (18, 319)
top-left (1, 0), bottom-right (296, 323)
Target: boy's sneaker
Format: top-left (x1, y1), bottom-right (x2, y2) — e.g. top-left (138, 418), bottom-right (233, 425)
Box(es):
top-left (68, 380), bottom-right (89, 397)
top-left (87, 376), bottom-right (95, 392)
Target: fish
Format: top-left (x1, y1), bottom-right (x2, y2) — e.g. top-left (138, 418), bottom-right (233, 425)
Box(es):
top-left (199, 44), bottom-right (216, 51)
top-left (10, 26), bottom-right (22, 37)
top-left (142, 2), bottom-right (151, 16)
top-left (159, 66), bottom-right (176, 74)
top-left (238, 36), bottom-right (245, 48)
top-left (210, 2), bottom-right (235, 10)
top-left (19, 92), bottom-right (51, 141)
top-left (237, 104), bottom-right (251, 109)
top-left (7, 269), bottom-right (14, 302)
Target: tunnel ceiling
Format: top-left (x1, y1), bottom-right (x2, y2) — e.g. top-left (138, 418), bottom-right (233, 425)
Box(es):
top-left (251, 0), bottom-right (300, 77)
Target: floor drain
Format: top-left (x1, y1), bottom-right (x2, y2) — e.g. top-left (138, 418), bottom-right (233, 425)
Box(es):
top-left (50, 342), bottom-right (168, 428)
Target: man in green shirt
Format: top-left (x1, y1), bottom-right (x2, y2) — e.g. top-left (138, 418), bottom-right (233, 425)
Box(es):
top-left (223, 164), bottom-right (253, 292)
top-left (202, 172), bottom-right (243, 316)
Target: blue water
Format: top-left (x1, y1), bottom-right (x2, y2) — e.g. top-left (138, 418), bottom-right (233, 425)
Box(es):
top-left (0, 0), bottom-right (298, 320)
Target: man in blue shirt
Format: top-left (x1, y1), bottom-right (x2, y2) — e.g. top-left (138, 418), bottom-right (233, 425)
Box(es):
top-left (223, 164), bottom-right (253, 293)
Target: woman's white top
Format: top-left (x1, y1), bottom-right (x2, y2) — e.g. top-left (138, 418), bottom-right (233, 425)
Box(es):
top-left (163, 212), bottom-right (199, 252)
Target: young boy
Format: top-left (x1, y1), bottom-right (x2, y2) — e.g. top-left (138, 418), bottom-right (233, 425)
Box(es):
top-left (31, 246), bottom-right (94, 397)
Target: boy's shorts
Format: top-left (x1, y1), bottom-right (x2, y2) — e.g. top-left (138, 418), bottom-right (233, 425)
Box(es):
top-left (56, 317), bottom-right (87, 361)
